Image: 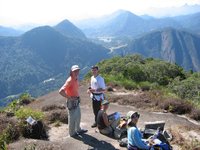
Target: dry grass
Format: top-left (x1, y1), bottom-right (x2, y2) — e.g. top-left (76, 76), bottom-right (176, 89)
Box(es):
top-left (41, 104), bottom-right (65, 112)
top-left (108, 89), bottom-right (200, 121)
top-left (0, 114), bottom-right (20, 146)
top-left (107, 86), bottom-right (114, 92)
top-left (170, 127), bottom-right (200, 150)
top-left (0, 114), bottom-right (18, 135)
top-left (45, 110), bottom-right (68, 124)
top-left (22, 142), bottom-right (63, 150)
top-left (107, 90), bottom-right (161, 109)
top-left (42, 104), bottom-right (68, 124)
top-left (190, 108), bottom-right (200, 121)
top-left (160, 98), bottom-right (192, 114)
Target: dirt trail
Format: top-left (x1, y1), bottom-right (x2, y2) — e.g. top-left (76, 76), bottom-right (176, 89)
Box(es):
top-left (9, 85), bottom-right (200, 150)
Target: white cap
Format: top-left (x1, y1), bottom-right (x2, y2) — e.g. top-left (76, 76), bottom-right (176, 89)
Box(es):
top-left (71, 65), bottom-right (80, 72)
top-left (126, 111), bottom-right (140, 125)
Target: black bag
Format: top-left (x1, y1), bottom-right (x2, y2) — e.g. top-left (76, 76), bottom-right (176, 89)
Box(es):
top-left (24, 121), bottom-right (48, 139)
top-left (119, 137), bottom-right (128, 147)
top-left (118, 129), bottom-right (128, 147)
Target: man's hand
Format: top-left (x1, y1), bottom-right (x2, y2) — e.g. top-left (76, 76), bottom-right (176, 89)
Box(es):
top-left (87, 89), bottom-right (94, 94)
top-left (59, 89), bottom-right (69, 99)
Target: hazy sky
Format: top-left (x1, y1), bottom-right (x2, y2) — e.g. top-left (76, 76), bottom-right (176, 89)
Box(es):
top-left (0, 0), bottom-right (200, 27)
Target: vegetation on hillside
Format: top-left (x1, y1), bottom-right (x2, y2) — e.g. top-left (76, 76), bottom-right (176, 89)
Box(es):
top-left (0, 93), bottom-right (46, 149)
top-left (86, 55), bottom-right (200, 120)
top-left (89, 55), bottom-right (185, 88)
top-left (0, 92), bottom-right (69, 149)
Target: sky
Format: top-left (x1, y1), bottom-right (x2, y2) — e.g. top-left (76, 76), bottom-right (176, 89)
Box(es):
top-left (0, 0), bottom-right (200, 27)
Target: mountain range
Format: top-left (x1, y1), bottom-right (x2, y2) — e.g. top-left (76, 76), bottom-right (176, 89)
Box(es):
top-left (1, 9), bottom-right (200, 102)
top-left (54, 19), bottom-right (86, 39)
top-left (0, 21), bottom-right (109, 100)
top-left (77, 10), bottom-right (200, 37)
top-left (145, 4), bottom-right (200, 17)
top-left (0, 26), bottom-right (22, 36)
top-left (113, 28), bottom-right (200, 71)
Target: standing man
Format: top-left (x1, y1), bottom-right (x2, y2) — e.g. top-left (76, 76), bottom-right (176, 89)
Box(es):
top-left (87, 66), bottom-right (106, 128)
top-left (59, 65), bottom-right (87, 137)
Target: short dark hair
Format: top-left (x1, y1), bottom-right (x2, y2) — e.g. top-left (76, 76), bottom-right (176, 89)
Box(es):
top-left (91, 66), bottom-right (99, 70)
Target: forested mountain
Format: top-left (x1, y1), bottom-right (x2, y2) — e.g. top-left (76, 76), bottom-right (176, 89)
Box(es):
top-left (54, 19), bottom-right (87, 39)
top-left (113, 28), bottom-right (200, 71)
top-left (0, 26), bottom-right (109, 99)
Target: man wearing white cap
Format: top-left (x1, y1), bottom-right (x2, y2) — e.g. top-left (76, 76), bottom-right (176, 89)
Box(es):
top-left (59, 65), bottom-right (87, 137)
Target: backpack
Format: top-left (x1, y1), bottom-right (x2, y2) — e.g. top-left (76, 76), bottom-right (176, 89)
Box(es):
top-left (24, 121), bottom-right (48, 139)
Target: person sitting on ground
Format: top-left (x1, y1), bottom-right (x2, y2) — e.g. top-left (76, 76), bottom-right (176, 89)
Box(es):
top-left (96, 100), bottom-right (120, 136)
top-left (127, 111), bottom-right (152, 150)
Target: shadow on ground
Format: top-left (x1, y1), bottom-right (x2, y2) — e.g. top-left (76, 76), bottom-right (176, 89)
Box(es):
top-left (73, 133), bottom-right (119, 150)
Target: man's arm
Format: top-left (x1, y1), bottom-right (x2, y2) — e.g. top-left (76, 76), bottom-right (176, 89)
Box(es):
top-left (87, 87), bottom-right (96, 94)
top-left (102, 112), bottom-right (113, 126)
top-left (59, 80), bottom-right (70, 99)
top-left (59, 89), bottom-right (69, 98)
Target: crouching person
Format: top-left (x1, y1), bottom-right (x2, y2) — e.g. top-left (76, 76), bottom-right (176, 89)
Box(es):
top-left (97, 100), bottom-right (120, 136)
top-left (127, 111), bottom-right (152, 150)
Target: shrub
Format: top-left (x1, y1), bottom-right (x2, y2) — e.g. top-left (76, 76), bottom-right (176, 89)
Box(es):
top-left (123, 65), bottom-right (146, 82)
top-left (0, 115), bottom-right (20, 148)
top-left (19, 93), bottom-right (33, 105)
top-left (0, 124), bottom-right (20, 147)
top-left (122, 81), bottom-right (137, 90)
top-left (45, 110), bottom-right (68, 124)
top-left (190, 108), bottom-right (200, 121)
top-left (41, 104), bottom-right (65, 112)
top-left (169, 73), bottom-right (200, 103)
top-left (107, 86), bottom-right (114, 92)
top-left (160, 98), bottom-right (192, 114)
top-left (139, 81), bottom-right (152, 91)
top-left (15, 108), bottom-right (44, 120)
top-left (4, 93), bottom-right (34, 116)
top-left (89, 55), bottom-right (185, 89)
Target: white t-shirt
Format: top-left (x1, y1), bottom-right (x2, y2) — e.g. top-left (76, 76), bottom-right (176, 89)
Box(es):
top-left (90, 75), bottom-right (106, 101)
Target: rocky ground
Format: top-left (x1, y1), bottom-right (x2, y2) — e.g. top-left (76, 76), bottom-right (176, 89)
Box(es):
top-left (8, 85), bottom-right (200, 150)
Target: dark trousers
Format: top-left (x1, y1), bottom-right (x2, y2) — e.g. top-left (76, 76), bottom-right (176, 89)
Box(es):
top-left (92, 100), bottom-right (101, 123)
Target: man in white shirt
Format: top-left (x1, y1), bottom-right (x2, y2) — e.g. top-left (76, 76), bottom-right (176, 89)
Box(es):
top-left (87, 66), bottom-right (106, 128)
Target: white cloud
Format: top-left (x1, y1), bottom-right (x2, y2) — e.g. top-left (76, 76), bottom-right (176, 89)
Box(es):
top-left (0, 0), bottom-right (200, 26)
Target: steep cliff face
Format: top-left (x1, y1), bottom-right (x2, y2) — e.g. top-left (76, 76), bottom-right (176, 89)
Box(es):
top-left (117, 28), bottom-right (200, 71)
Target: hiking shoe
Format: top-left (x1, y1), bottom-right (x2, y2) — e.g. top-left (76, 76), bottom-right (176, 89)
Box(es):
top-left (77, 129), bottom-right (88, 135)
top-left (91, 123), bottom-right (97, 128)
